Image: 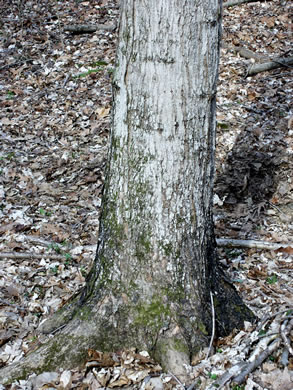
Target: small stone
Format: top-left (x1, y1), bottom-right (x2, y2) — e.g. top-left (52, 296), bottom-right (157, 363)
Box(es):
top-left (29, 371), bottom-right (59, 388)
top-left (144, 376), bottom-right (164, 390)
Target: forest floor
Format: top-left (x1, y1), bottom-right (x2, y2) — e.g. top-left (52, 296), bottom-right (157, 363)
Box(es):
top-left (0, 0), bottom-right (292, 389)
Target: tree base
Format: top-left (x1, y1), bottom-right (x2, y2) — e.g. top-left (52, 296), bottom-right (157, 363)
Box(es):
top-left (0, 275), bottom-right (255, 385)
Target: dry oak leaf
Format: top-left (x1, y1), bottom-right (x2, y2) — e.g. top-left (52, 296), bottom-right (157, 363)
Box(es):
top-left (259, 367), bottom-right (293, 390)
top-left (97, 106), bottom-right (110, 118)
top-left (87, 349), bottom-right (118, 367)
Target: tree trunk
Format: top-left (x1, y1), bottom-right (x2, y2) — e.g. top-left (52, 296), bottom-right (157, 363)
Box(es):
top-left (0, 0), bottom-right (254, 384)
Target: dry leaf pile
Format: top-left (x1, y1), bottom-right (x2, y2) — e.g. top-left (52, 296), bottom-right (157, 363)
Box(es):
top-left (0, 0), bottom-right (117, 370)
top-left (0, 0), bottom-right (292, 389)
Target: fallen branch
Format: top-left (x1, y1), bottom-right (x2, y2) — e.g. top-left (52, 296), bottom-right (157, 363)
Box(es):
top-left (222, 43), bottom-right (293, 75)
top-left (0, 252), bottom-right (70, 261)
top-left (233, 338), bottom-right (280, 384)
top-left (0, 298), bottom-right (26, 312)
top-left (209, 310), bottom-right (292, 388)
top-left (223, 0), bottom-right (272, 7)
top-left (206, 363), bottom-right (246, 389)
top-left (280, 318), bottom-right (293, 356)
top-left (247, 56), bottom-right (293, 75)
top-left (24, 235), bottom-right (63, 248)
top-left (167, 372), bottom-right (185, 390)
top-left (216, 238), bottom-right (293, 251)
top-left (222, 43), bottom-right (267, 61)
top-left (20, 235), bottom-right (95, 254)
top-left (256, 308), bottom-right (293, 332)
top-left (64, 23), bottom-right (116, 34)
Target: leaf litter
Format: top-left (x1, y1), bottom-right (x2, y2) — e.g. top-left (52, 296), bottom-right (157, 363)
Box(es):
top-left (0, 0), bottom-right (292, 388)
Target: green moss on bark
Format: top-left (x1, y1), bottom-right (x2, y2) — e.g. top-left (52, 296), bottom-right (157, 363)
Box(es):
top-left (134, 296), bottom-right (171, 329)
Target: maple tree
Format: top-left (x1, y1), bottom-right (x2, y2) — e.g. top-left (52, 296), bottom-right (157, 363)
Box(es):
top-left (2, 0), bottom-right (293, 387)
top-left (0, 0), bottom-right (256, 384)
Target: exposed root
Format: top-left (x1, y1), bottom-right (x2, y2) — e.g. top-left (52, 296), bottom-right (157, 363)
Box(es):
top-left (0, 301), bottom-right (193, 384)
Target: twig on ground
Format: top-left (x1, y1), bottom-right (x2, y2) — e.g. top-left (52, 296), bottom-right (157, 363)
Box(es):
top-left (280, 348), bottom-right (289, 367)
top-left (23, 235), bottom-right (71, 250)
top-left (280, 318), bottom-right (293, 356)
top-left (222, 43), bottom-right (267, 61)
top-left (64, 23), bottom-right (116, 34)
top-left (55, 7), bottom-right (65, 51)
top-left (232, 338), bottom-right (280, 384)
top-left (23, 235), bottom-right (59, 248)
top-left (216, 238), bottom-right (293, 251)
top-left (256, 308), bottom-right (293, 331)
top-left (0, 252), bottom-right (70, 261)
top-left (209, 310), bottom-right (292, 388)
top-left (206, 363), bottom-right (246, 389)
top-left (167, 372), bottom-right (185, 389)
top-left (221, 43), bottom-right (293, 76)
top-left (223, 0), bottom-right (272, 7)
top-left (0, 298), bottom-right (26, 312)
top-left (247, 56), bottom-right (293, 76)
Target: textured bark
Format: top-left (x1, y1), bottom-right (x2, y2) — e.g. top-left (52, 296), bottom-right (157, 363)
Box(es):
top-left (0, 0), bottom-right (255, 384)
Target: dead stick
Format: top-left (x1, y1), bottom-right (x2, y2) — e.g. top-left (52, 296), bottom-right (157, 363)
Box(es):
top-left (223, 0), bottom-right (272, 7)
top-left (64, 23), bottom-right (116, 34)
top-left (256, 309), bottom-right (293, 332)
top-left (0, 298), bottom-right (26, 311)
top-left (248, 56), bottom-right (293, 76)
top-left (233, 339), bottom-right (280, 384)
top-left (222, 43), bottom-right (267, 61)
top-left (280, 319), bottom-right (293, 355)
top-left (206, 363), bottom-right (246, 389)
top-left (0, 252), bottom-right (71, 261)
top-left (216, 238), bottom-right (293, 251)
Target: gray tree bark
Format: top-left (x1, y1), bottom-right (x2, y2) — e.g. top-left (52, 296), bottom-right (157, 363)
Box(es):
top-left (0, 0), bottom-right (254, 384)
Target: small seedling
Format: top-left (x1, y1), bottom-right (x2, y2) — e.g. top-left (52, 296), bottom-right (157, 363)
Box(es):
top-left (80, 266), bottom-right (87, 277)
top-left (224, 248), bottom-right (243, 259)
top-left (258, 329), bottom-right (266, 336)
top-left (74, 67), bottom-right (103, 78)
top-left (217, 122), bottom-right (229, 129)
top-left (6, 90), bottom-right (15, 99)
top-left (232, 385), bottom-right (245, 390)
top-left (50, 265), bottom-right (59, 275)
top-left (0, 152), bottom-right (15, 161)
top-left (208, 372), bottom-right (218, 380)
top-left (64, 253), bottom-right (72, 261)
top-left (48, 243), bottom-right (61, 253)
top-left (39, 208), bottom-right (52, 217)
top-left (90, 60), bottom-right (107, 67)
top-left (266, 274), bottom-right (278, 284)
